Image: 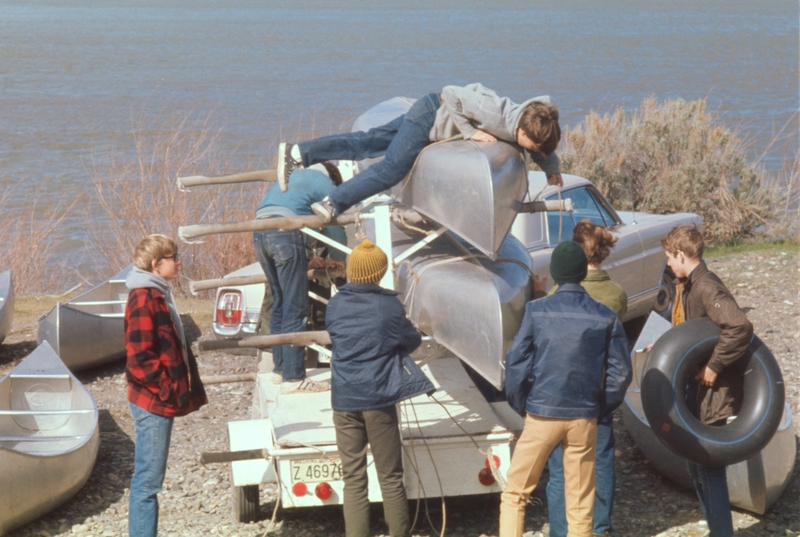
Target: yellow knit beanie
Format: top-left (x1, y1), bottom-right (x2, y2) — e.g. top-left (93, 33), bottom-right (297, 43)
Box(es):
top-left (347, 239), bottom-right (388, 284)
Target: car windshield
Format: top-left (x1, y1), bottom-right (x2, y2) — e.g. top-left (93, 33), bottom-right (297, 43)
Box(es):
top-left (545, 187), bottom-right (617, 246)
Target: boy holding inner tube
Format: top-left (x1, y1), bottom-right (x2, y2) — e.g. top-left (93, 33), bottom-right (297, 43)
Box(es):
top-left (662, 224), bottom-right (753, 537)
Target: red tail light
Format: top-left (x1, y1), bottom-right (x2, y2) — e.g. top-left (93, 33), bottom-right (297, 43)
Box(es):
top-left (485, 455), bottom-right (501, 469)
top-left (215, 290), bottom-right (243, 327)
top-left (292, 482), bottom-right (308, 496)
top-left (478, 467), bottom-right (496, 486)
top-left (315, 482), bottom-right (333, 500)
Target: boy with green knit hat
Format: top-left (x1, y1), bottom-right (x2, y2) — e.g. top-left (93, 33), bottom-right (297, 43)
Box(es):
top-left (326, 239), bottom-right (434, 537)
top-left (501, 240), bottom-right (631, 537)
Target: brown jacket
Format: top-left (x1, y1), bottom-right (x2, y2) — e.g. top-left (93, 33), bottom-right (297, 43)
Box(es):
top-left (679, 262), bottom-right (753, 424)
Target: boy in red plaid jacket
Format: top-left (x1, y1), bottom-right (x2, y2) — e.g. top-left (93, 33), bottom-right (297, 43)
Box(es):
top-left (125, 234), bottom-right (207, 537)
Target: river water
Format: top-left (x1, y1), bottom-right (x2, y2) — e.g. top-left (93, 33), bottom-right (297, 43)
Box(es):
top-left (1, 0), bottom-right (797, 277)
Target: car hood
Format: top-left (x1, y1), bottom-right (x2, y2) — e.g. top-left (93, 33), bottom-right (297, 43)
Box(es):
top-left (616, 210), bottom-right (701, 226)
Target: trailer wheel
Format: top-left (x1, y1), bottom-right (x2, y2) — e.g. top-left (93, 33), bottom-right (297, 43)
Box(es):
top-left (641, 317), bottom-right (785, 467)
top-left (232, 484), bottom-right (260, 523)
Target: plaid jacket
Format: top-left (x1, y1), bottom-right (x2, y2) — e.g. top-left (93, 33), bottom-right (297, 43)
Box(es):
top-left (125, 287), bottom-right (207, 417)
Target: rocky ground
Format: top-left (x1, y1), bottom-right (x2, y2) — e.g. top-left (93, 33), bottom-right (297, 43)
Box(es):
top-left (1, 247), bottom-right (797, 537)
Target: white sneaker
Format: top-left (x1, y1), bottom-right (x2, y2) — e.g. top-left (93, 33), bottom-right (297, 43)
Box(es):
top-left (280, 378), bottom-right (330, 393)
top-left (271, 372), bottom-right (283, 385)
top-left (310, 198), bottom-right (336, 223)
top-left (277, 142), bottom-right (302, 192)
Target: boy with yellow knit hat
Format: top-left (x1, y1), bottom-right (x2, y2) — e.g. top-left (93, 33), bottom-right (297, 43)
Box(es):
top-left (326, 239), bottom-right (434, 537)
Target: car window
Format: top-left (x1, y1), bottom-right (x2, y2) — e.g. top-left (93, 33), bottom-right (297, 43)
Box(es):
top-left (545, 187), bottom-right (616, 246)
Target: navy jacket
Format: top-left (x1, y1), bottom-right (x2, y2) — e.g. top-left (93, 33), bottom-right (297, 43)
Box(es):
top-left (504, 284), bottom-right (632, 421)
top-left (326, 283), bottom-right (435, 412)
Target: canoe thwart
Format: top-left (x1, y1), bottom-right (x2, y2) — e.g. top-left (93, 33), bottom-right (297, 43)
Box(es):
top-left (177, 169), bottom-right (278, 191)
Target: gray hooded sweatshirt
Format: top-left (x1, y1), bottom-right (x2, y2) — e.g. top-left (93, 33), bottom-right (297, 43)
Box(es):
top-left (429, 83), bottom-right (560, 176)
top-left (126, 266), bottom-right (188, 365)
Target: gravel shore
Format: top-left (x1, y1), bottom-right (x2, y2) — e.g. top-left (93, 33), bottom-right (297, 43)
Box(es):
top-left (1, 248), bottom-right (797, 537)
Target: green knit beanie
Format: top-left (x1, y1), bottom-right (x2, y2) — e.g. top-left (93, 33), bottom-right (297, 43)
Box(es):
top-left (550, 241), bottom-right (588, 285)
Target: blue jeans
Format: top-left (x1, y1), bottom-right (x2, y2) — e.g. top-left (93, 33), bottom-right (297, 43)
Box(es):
top-left (128, 402), bottom-right (174, 537)
top-left (688, 462), bottom-right (734, 537)
top-left (299, 92), bottom-right (441, 213)
top-left (547, 419), bottom-right (614, 536)
top-left (253, 227), bottom-right (308, 382)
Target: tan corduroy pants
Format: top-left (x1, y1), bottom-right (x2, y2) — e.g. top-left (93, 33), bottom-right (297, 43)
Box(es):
top-left (499, 414), bottom-right (598, 537)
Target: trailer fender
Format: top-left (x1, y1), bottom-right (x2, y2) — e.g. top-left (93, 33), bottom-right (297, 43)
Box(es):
top-left (641, 317), bottom-right (785, 467)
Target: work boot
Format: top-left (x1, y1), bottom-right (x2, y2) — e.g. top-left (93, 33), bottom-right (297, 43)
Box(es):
top-left (277, 142), bottom-right (303, 192)
top-left (280, 378), bottom-right (330, 393)
top-left (310, 197), bottom-right (336, 223)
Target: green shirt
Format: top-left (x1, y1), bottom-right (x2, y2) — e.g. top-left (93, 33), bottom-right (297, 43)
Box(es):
top-left (548, 269), bottom-right (627, 319)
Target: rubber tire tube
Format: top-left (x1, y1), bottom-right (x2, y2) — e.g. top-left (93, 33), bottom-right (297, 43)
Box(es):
top-left (641, 317), bottom-right (785, 467)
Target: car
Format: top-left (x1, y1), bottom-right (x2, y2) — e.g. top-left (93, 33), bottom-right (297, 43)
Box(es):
top-left (513, 171), bottom-right (700, 323)
top-left (212, 170), bottom-right (700, 338)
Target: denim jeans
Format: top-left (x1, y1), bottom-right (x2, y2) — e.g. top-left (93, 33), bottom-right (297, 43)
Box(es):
top-left (128, 402), bottom-right (174, 537)
top-left (546, 420), bottom-right (614, 536)
top-left (299, 92), bottom-right (441, 213)
top-left (688, 462), bottom-right (734, 537)
top-left (253, 227), bottom-right (308, 381)
top-left (333, 406), bottom-right (410, 537)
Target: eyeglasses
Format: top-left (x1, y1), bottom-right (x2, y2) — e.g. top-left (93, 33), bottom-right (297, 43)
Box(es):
top-left (162, 253), bottom-right (180, 261)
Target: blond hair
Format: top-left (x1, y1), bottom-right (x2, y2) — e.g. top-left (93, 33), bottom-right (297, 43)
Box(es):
top-left (662, 224), bottom-right (705, 261)
top-left (133, 234), bottom-right (178, 272)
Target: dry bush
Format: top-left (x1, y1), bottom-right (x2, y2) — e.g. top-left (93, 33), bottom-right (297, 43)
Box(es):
top-left (0, 183), bottom-right (73, 294)
top-left (86, 110), bottom-right (264, 296)
top-left (558, 97), bottom-right (798, 245)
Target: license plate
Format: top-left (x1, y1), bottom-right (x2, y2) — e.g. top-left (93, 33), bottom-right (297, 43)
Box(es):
top-left (290, 458), bottom-right (343, 483)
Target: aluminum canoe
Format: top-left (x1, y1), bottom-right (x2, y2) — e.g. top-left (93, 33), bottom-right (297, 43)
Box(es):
top-left (359, 218), bottom-right (532, 391)
top-left (37, 265), bottom-right (131, 371)
top-left (352, 97), bottom-right (529, 259)
top-left (0, 341), bottom-right (100, 535)
top-left (0, 271), bottom-right (13, 345)
top-left (623, 313), bottom-right (796, 514)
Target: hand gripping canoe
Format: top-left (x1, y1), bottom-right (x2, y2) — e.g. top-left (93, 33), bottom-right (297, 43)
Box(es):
top-left (177, 169), bottom-right (277, 191)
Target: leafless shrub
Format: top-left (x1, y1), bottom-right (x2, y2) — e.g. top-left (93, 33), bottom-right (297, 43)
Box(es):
top-left (86, 110), bottom-right (263, 296)
top-left (558, 97), bottom-right (798, 245)
top-left (0, 182), bottom-right (73, 294)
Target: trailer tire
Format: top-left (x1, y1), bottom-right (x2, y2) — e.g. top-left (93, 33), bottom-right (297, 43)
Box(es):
top-left (232, 484), bottom-right (260, 523)
top-left (641, 317), bottom-right (785, 467)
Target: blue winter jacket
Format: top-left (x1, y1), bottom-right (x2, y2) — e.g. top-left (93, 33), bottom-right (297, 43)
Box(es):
top-left (326, 283), bottom-right (435, 412)
top-left (254, 168), bottom-right (347, 262)
top-left (504, 284), bottom-right (632, 420)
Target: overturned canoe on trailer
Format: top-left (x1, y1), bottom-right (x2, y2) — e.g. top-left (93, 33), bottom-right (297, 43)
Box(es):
top-left (623, 313), bottom-right (796, 514)
top-left (37, 265), bottom-right (132, 371)
top-left (352, 96), bottom-right (529, 259)
top-left (0, 341), bottom-right (100, 535)
top-left (0, 270), bottom-right (13, 345)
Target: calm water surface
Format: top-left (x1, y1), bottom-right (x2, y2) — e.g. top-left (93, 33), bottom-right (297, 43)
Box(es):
top-left (0, 0), bottom-right (797, 276)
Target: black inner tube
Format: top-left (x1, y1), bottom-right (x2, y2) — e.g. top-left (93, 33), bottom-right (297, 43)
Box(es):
top-left (641, 318), bottom-right (784, 467)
